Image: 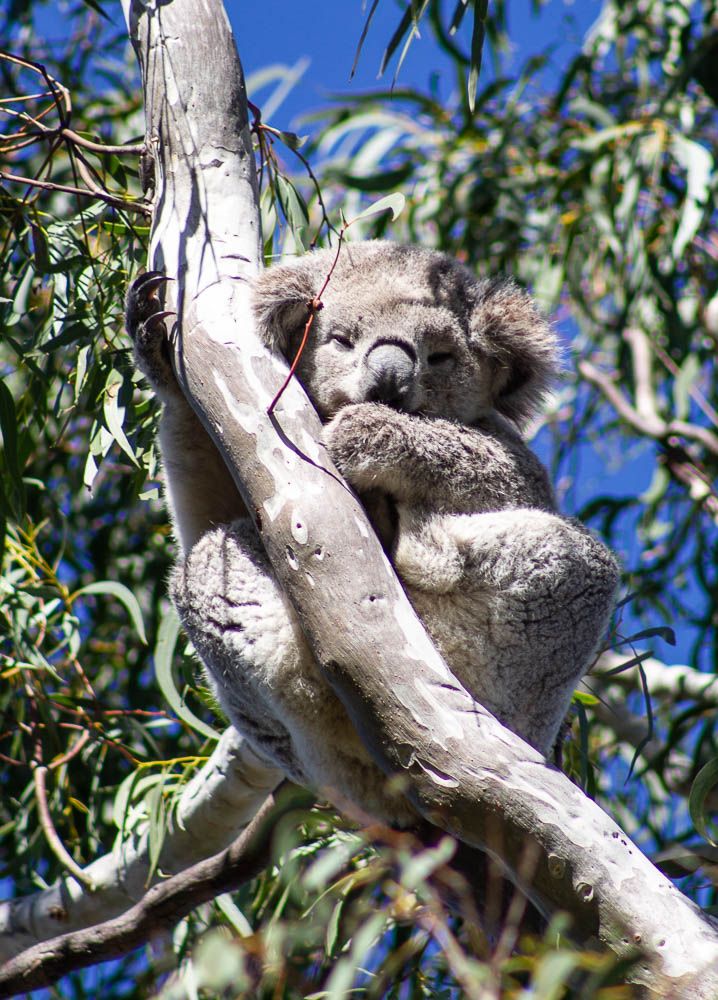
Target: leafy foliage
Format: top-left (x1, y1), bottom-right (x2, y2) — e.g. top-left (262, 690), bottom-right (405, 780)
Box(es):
top-left (1, 0), bottom-right (718, 995)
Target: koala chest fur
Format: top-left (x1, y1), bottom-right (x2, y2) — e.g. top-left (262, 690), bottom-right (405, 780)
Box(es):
top-left (129, 241), bottom-right (619, 822)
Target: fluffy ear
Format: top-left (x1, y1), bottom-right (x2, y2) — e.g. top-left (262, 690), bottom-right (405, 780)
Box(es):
top-left (250, 258), bottom-right (323, 354)
top-left (466, 277), bottom-right (559, 427)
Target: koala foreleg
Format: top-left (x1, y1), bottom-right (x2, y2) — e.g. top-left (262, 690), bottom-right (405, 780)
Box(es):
top-left (324, 403), bottom-right (553, 513)
top-left (126, 273), bottom-right (246, 552)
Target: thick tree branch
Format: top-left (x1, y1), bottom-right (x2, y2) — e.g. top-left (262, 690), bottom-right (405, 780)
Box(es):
top-left (0, 729), bottom-right (282, 960)
top-left (0, 782), bottom-right (312, 998)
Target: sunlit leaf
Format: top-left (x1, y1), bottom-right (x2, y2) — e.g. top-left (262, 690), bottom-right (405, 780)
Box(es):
top-left (73, 579), bottom-right (148, 644)
top-left (154, 605), bottom-right (219, 741)
top-left (689, 759), bottom-right (718, 846)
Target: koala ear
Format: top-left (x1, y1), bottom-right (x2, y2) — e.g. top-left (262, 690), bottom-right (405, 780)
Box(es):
top-left (467, 277), bottom-right (559, 427)
top-left (251, 259), bottom-right (320, 354)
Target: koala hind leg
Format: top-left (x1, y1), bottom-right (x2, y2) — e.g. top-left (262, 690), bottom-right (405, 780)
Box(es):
top-left (171, 520), bottom-right (415, 823)
top-left (396, 509), bottom-right (619, 754)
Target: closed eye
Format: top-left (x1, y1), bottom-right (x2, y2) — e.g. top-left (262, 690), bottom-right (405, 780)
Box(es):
top-left (428, 351), bottom-right (454, 366)
top-left (330, 333), bottom-right (354, 350)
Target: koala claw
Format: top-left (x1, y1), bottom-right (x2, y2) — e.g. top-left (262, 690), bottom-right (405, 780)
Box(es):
top-left (126, 271), bottom-right (177, 393)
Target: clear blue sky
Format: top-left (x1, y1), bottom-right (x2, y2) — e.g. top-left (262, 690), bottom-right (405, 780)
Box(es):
top-left (234, 0), bottom-right (601, 128)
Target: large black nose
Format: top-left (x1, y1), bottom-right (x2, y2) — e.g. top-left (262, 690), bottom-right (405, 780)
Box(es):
top-left (364, 340), bottom-right (416, 407)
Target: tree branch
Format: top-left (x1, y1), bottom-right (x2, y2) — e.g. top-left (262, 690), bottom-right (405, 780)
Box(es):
top-left (593, 651), bottom-right (718, 706)
top-left (0, 729), bottom-right (282, 960)
top-left (0, 782), bottom-right (312, 998)
top-left (579, 358), bottom-right (718, 522)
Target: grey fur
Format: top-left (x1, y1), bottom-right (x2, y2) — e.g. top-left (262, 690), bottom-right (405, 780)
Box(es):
top-left (128, 241), bottom-right (619, 822)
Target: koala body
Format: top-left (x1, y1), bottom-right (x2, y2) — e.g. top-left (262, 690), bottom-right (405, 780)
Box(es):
top-left (128, 242), bottom-right (618, 821)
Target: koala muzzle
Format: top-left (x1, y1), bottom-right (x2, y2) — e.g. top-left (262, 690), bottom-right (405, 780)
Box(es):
top-left (364, 340), bottom-right (416, 407)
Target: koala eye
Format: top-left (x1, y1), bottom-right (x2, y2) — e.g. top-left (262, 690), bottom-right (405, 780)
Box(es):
top-left (428, 351), bottom-right (454, 366)
top-left (329, 333), bottom-right (354, 351)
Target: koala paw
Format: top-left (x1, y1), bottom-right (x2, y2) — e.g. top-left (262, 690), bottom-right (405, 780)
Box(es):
top-left (126, 271), bottom-right (177, 393)
top-left (324, 403), bottom-right (400, 487)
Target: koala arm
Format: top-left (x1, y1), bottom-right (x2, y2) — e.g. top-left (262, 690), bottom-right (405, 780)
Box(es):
top-left (126, 273), bottom-right (247, 553)
top-left (324, 402), bottom-right (555, 514)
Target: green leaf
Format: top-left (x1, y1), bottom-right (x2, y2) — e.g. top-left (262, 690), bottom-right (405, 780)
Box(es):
top-left (351, 0), bottom-right (381, 79)
top-left (671, 136), bottom-right (712, 257)
top-left (379, 4), bottom-right (414, 77)
top-left (449, 0), bottom-right (470, 34)
top-left (276, 129), bottom-right (308, 151)
top-left (74, 344), bottom-right (91, 403)
top-left (215, 893), bottom-right (253, 936)
top-left (672, 353), bottom-right (701, 422)
top-left (147, 769), bottom-right (168, 881)
top-left (334, 163), bottom-right (414, 193)
top-left (531, 951), bottom-right (582, 998)
top-left (73, 580), bottom-right (148, 644)
top-left (468, 0), bottom-right (488, 113)
top-left (351, 192), bottom-right (406, 223)
top-left (154, 605), bottom-right (219, 741)
top-left (401, 836), bottom-right (455, 890)
top-left (323, 912), bottom-right (386, 999)
top-left (326, 897), bottom-right (344, 956)
top-left (619, 626), bottom-right (676, 647)
top-left (0, 377), bottom-right (24, 518)
top-left (103, 370), bottom-right (139, 467)
top-left (689, 758), bottom-right (718, 846)
top-left (572, 690), bottom-right (599, 705)
top-left (30, 224), bottom-right (51, 276)
top-left (275, 173), bottom-right (309, 248)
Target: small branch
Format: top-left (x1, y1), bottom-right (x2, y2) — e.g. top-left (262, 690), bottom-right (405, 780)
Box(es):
top-left (33, 765), bottom-right (95, 890)
top-left (623, 327), bottom-right (659, 427)
top-left (579, 359), bottom-right (718, 521)
top-left (580, 355), bottom-right (718, 456)
top-left (55, 125), bottom-right (145, 155)
top-left (0, 169), bottom-right (151, 215)
top-left (48, 729), bottom-right (90, 771)
top-left (578, 359), bottom-right (664, 437)
top-left (0, 729), bottom-right (283, 960)
top-left (593, 650), bottom-right (718, 706)
top-left (0, 783), bottom-right (313, 998)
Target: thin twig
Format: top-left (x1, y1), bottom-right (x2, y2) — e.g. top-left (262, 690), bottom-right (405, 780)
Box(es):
top-left (266, 227), bottom-right (346, 415)
top-left (33, 765), bottom-right (95, 889)
top-left (0, 169), bottom-right (151, 215)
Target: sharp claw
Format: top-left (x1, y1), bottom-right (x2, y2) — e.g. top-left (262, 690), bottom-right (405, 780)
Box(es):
top-left (134, 271), bottom-right (173, 292)
top-left (146, 310), bottom-right (176, 327)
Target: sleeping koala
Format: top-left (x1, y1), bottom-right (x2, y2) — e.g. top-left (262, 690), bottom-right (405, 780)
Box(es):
top-left (127, 241), bottom-right (618, 821)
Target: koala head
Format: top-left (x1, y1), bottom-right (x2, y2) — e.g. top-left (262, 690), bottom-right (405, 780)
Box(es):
top-left (252, 241), bottom-right (558, 427)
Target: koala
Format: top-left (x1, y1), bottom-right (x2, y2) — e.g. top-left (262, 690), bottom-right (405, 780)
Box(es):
top-left (127, 241), bottom-right (618, 822)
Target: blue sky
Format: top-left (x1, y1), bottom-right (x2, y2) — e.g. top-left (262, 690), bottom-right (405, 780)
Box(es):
top-left (235, 0), bottom-right (602, 128)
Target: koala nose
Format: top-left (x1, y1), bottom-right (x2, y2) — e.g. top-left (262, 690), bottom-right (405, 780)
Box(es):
top-left (364, 340), bottom-right (416, 407)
